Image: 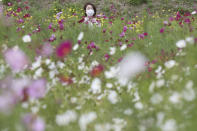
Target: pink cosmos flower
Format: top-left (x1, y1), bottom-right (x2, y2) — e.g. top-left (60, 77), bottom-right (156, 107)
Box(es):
top-left (4, 48), bottom-right (29, 72)
top-left (104, 54), bottom-right (110, 61)
top-left (123, 26), bottom-right (127, 32)
top-left (143, 32), bottom-right (148, 36)
top-left (160, 28), bottom-right (165, 33)
top-left (59, 23), bottom-right (64, 30)
top-left (56, 40), bottom-right (72, 58)
top-left (40, 43), bottom-right (53, 57)
top-left (23, 114), bottom-right (45, 131)
top-left (138, 34), bottom-right (145, 39)
top-left (8, 2), bottom-right (12, 6)
top-left (27, 79), bottom-right (46, 99)
top-left (49, 34), bottom-right (56, 42)
top-left (119, 32), bottom-right (125, 37)
top-left (48, 23), bottom-right (52, 29)
top-left (0, 92), bottom-right (16, 114)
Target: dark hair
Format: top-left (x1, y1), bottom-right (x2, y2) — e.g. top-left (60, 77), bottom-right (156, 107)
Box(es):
top-left (83, 3), bottom-right (97, 17)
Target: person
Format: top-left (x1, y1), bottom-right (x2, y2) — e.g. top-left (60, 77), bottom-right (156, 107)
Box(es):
top-left (78, 3), bottom-right (101, 27)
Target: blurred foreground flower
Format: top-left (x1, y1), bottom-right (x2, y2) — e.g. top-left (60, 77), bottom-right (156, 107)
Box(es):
top-left (22, 113), bottom-right (45, 131)
top-left (90, 64), bottom-right (104, 77)
top-left (40, 43), bottom-right (53, 57)
top-left (3, 47), bottom-right (29, 72)
top-left (0, 77), bottom-right (47, 114)
top-left (56, 40), bottom-right (72, 58)
top-left (27, 79), bottom-right (47, 99)
top-left (116, 52), bottom-right (147, 86)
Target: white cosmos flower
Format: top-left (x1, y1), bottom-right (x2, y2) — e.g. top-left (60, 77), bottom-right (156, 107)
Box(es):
top-left (104, 66), bottom-right (119, 79)
top-left (156, 79), bottom-right (165, 88)
top-left (57, 61), bottom-right (65, 69)
top-left (22, 35), bottom-right (31, 43)
top-left (33, 67), bottom-right (43, 79)
top-left (182, 81), bottom-right (195, 101)
top-left (56, 110), bottom-right (77, 126)
top-left (120, 44), bottom-right (127, 51)
top-left (109, 47), bottom-right (116, 55)
top-left (134, 102), bottom-right (143, 110)
top-left (89, 78), bottom-right (101, 94)
top-left (31, 56), bottom-right (42, 70)
top-left (45, 59), bottom-right (51, 65)
top-left (185, 37), bottom-right (194, 44)
top-left (73, 44), bottom-right (79, 51)
top-left (106, 83), bottom-right (113, 88)
top-left (176, 40), bottom-right (186, 48)
top-left (161, 119), bottom-right (177, 131)
top-left (77, 32), bottom-right (84, 41)
top-left (48, 62), bottom-right (56, 70)
top-left (79, 112), bottom-right (97, 131)
top-left (164, 60), bottom-right (176, 69)
top-left (116, 52), bottom-right (147, 86)
top-left (150, 93), bottom-right (163, 104)
top-left (169, 92), bottom-right (181, 104)
top-left (191, 11), bottom-right (197, 15)
top-left (107, 90), bottom-right (118, 104)
top-left (123, 108), bottom-right (133, 115)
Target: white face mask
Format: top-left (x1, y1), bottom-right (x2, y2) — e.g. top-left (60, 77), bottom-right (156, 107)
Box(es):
top-left (86, 9), bottom-right (94, 17)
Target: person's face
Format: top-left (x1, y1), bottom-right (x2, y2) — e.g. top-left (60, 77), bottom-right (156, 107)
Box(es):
top-left (86, 5), bottom-right (93, 11)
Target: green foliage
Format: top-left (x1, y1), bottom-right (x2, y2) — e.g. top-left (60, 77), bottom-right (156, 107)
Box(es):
top-left (2, 0), bottom-right (11, 5)
top-left (128, 0), bottom-right (147, 6)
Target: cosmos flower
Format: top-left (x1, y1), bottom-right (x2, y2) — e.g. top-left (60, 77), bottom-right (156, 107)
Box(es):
top-left (23, 13), bottom-right (31, 18)
top-left (176, 40), bottom-right (186, 48)
top-left (0, 92), bottom-right (16, 114)
top-left (79, 112), bottom-right (97, 131)
top-left (59, 75), bottom-right (73, 85)
top-left (90, 64), bottom-right (104, 77)
top-left (56, 110), bottom-right (77, 126)
top-left (138, 34), bottom-right (145, 39)
top-left (163, 21), bottom-right (169, 26)
top-left (3, 47), bottom-right (29, 72)
top-left (27, 79), bottom-right (47, 99)
top-left (107, 91), bottom-right (118, 104)
top-left (56, 40), bottom-right (72, 58)
top-left (49, 34), bottom-right (56, 42)
top-left (40, 43), bottom-right (54, 57)
top-left (77, 32), bottom-right (84, 41)
top-left (22, 113), bottom-right (45, 131)
top-left (56, 12), bottom-right (63, 20)
top-left (104, 54), bottom-right (110, 61)
top-left (89, 78), bottom-right (101, 94)
top-left (48, 23), bottom-right (52, 29)
top-left (59, 23), bottom-right (64, 30)
top-left (191, 11), bottom-right (197, 15)
top-left (7, 2), bottom-right (13, 6)
top-left (119, 32), bottom-right (125, 37)
top-left (23, 35), bottom-right (31, 43)
top-left (116, 52), bottom-right (147, 86)
top-left (185, 37), bottom-right (194, 44)
top-left (160, 28), bottom-right (165, 33)
top-left (123, 26), bottom-right (127, 32)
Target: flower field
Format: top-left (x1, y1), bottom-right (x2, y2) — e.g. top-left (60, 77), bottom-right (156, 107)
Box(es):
top-left (0, 0), bottom-right (197, 131)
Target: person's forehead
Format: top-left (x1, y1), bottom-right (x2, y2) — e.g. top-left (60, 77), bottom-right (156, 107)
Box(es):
top-left (86, 5), bottom-right (93, 9)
